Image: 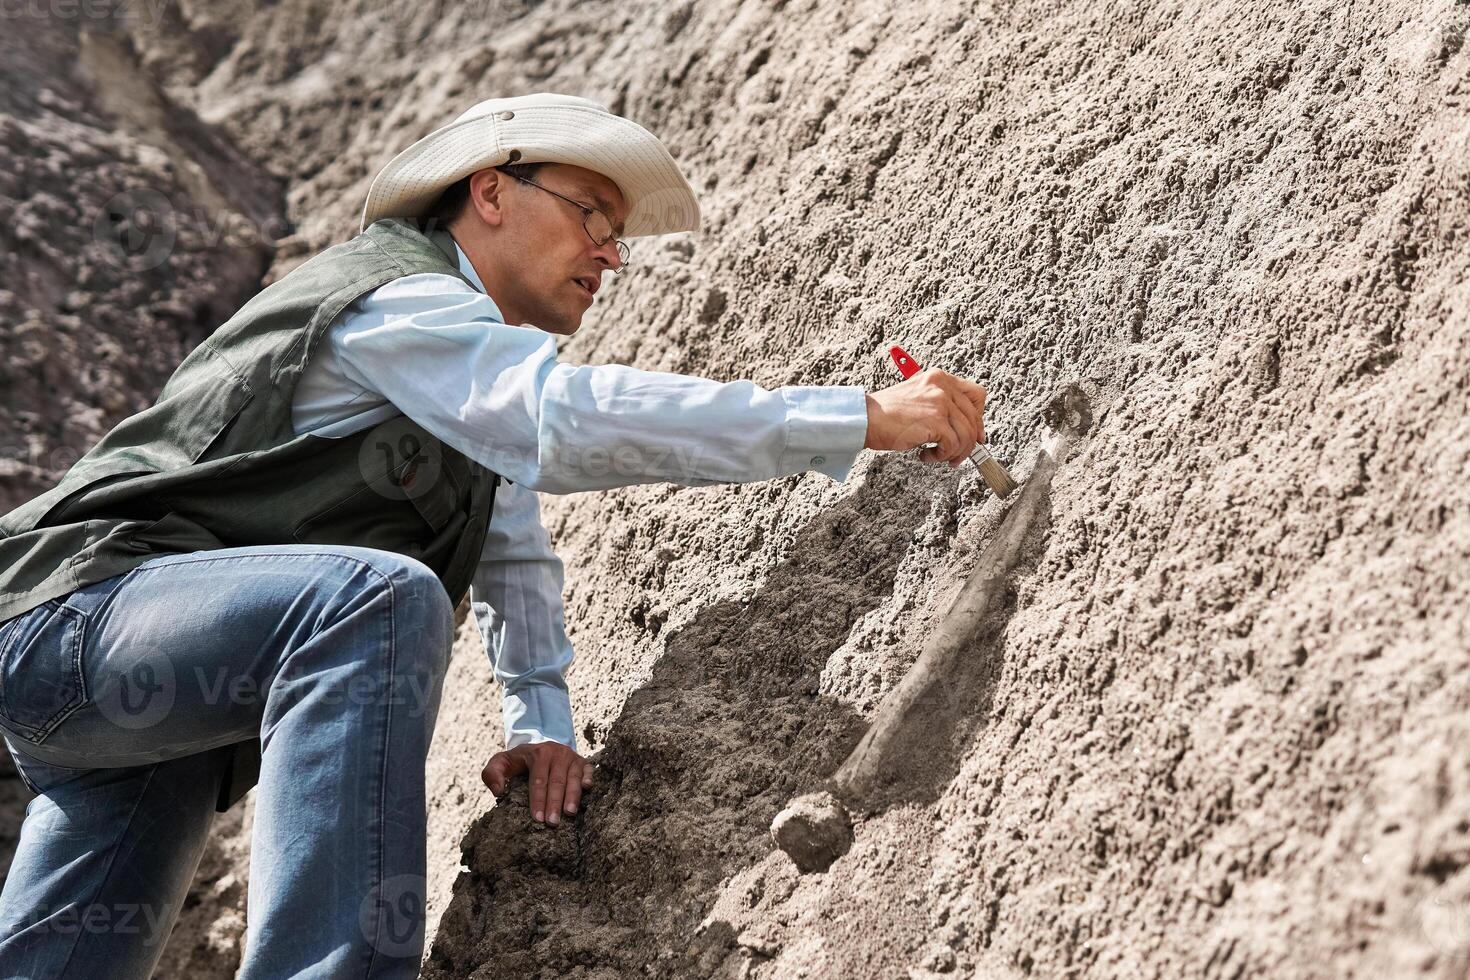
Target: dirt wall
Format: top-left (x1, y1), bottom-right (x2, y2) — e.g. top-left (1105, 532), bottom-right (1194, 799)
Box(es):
top-left (4, 0), bottom-right (1467, 976)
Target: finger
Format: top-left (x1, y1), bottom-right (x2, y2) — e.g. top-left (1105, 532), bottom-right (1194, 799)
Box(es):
top-left (937, 375), bottom-right (987, 440)
top-left (564, 760), bottom-right (585, 815)
top-left (952, 381), bottom-right (983, 428)
top-left (946, 393), bottom-right (979, 452)
top-left (529, 748), bottom-right (552, 823)
top-left (954, 377), bottom-right (987, 413)
top-left (930, 418), bottom-right (961, 461)
top-left (482, 751), bottom-right (525, 795)
top-left (960, 382), bottom-right (988, 444)
top-left (950, 397), bottom-right (982, 465)
top-left (919, 437), bottom-right (949, 464)
top-left (545, 754), bottom-right (570, 826)
top-left (582, 761), bottom-right (595, 788)
top-left (481, 757), bottom-right (503, 794)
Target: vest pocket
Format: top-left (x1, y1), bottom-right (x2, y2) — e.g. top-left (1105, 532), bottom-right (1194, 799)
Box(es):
top-left (0, 600), bottom-right (88, 745)
top-left (291, 438), bottom-right (464, 547)
top-left (402, 441), bottom-right (466, 533)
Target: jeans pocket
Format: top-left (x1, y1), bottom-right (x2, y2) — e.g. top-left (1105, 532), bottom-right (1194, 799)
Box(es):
top-left (0, 599), bottom-right (89, 745)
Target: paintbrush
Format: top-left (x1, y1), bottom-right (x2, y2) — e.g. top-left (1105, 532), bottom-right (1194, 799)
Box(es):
top-left (888, 345), bottom-right (1017, 498)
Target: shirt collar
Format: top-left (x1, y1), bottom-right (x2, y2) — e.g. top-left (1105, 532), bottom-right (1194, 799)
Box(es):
top-left (452, 239), bottom-right (488, 294)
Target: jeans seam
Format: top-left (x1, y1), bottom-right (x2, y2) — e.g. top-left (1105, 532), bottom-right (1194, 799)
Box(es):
top-left (255, 558), bottom-right (397, 758)
top-left (210, 549), bottom-right (400, 974)
top-left (363, 567), bottom-right (396, 977)
top-left (55, 763), bottom-right (159, 977)
top-left (127, 551), bottom-right (422, 577)
top-left (9, 747), bottom-right (45, 795)
top-left (0, 618), bottom-right (17, 739)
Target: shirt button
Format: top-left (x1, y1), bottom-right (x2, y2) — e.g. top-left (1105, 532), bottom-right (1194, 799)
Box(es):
top-left (810, 455), bottom-right (826, 466)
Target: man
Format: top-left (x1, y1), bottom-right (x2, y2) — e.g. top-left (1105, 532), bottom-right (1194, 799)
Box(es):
top-left (0, 93), bottom-right (989, 978)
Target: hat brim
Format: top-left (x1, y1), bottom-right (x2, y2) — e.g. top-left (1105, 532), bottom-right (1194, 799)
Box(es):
top-left (359, 103), bottom-right (700, 238)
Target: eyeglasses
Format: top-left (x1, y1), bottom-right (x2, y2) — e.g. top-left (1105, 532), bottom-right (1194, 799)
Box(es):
top-left (497, 168), bottom-right (630, 273)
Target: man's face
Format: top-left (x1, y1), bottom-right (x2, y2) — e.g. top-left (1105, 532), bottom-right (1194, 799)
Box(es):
top-left (466, 162), bottom-right (629, 336)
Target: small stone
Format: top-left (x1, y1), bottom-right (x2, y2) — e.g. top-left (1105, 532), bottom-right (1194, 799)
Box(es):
top-left (770, 791), bottom-right (853, 873)
top-left (698, 286), bottom-right (728, 324)
top-left (921, 943), bottom-right (957, 972)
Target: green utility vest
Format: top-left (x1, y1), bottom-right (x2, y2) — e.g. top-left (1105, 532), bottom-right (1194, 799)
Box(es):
top-left (0, 217), bottom-right (501, 812)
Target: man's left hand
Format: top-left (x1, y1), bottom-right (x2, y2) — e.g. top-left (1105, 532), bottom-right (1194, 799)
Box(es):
top-left (481, 741), bottom-right (593, 827)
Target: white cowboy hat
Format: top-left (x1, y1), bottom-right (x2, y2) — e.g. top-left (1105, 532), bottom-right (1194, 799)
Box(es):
top-left (359, 93), bottom-right (700, 238)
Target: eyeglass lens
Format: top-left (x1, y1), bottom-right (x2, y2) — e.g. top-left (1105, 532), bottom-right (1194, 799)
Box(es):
top-left (584, 211), bottom-right (630, 265)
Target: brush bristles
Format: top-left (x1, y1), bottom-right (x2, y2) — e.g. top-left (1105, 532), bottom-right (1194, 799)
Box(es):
top-left (975, 455), bottom-right (1018, 498)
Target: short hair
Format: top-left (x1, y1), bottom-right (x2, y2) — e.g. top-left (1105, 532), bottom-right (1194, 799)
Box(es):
top-left (420, 162), bottom-right (544, 232)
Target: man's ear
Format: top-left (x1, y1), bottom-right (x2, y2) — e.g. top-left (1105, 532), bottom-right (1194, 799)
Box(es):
top-left (467, 168), bottom-right (508, 228)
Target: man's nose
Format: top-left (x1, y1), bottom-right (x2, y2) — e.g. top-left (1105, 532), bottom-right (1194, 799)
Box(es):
top-left (591, 239), bottom-right (623, 272)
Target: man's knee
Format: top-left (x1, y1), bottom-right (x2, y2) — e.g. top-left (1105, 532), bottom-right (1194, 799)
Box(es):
top-left (343, 549), bottom-right (455, 654)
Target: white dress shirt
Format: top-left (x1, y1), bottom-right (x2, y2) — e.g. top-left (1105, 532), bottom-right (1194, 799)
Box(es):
top-left (290, 235), bottom-right (870, 751)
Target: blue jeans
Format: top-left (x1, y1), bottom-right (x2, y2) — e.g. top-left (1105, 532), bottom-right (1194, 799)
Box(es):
top-left (0, 545), bottom-right (456, 979)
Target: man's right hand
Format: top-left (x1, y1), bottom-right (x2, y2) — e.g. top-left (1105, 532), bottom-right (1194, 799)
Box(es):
top-left (864, 368), bottom-right (989, 467)
top-left (482, 741), bottom-right (593, 827)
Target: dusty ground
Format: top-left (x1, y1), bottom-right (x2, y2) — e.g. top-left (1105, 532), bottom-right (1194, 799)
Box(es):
top-left (2, 0), bottom-right (1468, 976)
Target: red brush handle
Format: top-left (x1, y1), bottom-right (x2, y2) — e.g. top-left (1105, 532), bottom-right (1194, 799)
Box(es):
top-left (889, 345), bottom-right (922, 380)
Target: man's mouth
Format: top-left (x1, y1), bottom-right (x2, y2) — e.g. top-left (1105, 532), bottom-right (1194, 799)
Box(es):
top-left (573, 276), bottom-right (598, 298)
